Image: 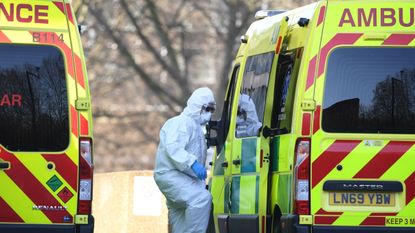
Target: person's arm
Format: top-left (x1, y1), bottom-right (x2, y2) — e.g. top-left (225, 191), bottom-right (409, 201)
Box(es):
top-left (163, 120), bottom-right (198, 172)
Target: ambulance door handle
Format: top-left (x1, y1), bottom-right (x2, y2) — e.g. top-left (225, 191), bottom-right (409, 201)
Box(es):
top-left (232, 159), bottom-right (241, 166)
top-left (221, 161), bottom-right (229, 168)
top-left (0, 162), bottom-right (10, 170)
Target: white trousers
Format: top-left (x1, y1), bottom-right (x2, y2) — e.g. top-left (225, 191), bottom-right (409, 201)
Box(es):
top-left (154, 171), bottom-right (212, 233)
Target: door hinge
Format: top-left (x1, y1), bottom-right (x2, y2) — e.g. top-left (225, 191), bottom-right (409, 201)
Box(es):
top-left (301, 99), bottom-right (316, 111)
top-left (75, 98), bottom-right (90, 111)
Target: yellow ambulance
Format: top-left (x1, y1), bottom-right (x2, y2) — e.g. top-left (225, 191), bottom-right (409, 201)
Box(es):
top-left (207, 0), bottom-right (415, 233)
top-left (0, 0), bottom-right (94, 232)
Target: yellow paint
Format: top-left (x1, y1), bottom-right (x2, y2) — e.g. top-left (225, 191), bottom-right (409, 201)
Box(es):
top-left (299, 215), bottom-right (313, 225)
top-left (385, 217), bottom-right (415, 227)
top-left (75, 215), bottom-right (89, 224)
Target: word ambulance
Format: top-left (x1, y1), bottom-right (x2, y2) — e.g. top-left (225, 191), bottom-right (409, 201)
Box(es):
top-left (0, 3), bottom-right (48, 24)
top-left (339, 8), bottom-right (415, 27)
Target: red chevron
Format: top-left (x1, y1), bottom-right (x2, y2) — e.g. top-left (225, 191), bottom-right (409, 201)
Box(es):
top-left (42, 153), bottom-right (78, 191)
top-left (0, 150), bottom-right (72, 223)
top-left (405, 171), bottom-right (415, 205)
top-left (0, 196), bottom-right (23, 223)
top-left (0, 31), bottom-right (11, 43)
top-left (354, 141), bottom-right (414, 179)
top-left (312, 140), bottom-right (361, 188)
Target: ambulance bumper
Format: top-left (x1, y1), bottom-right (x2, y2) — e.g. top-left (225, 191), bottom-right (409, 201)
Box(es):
top-left (0, 216), bottom-right (94, 233)
top-left (280, 215), bottom-right (415, 233)
top-left (312, 226), bottom-right (415, 233)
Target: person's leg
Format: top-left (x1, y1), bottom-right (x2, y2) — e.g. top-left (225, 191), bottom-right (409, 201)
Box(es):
top-left (155, 172), bottom-right (212, 233)
top-left (183, 181), bottom-right (212, 233)
top-left (167, 202), bottom-right (186, 233)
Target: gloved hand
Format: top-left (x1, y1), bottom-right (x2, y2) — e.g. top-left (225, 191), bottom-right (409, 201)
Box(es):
top-left (191, 161), bottom-right (207, 180)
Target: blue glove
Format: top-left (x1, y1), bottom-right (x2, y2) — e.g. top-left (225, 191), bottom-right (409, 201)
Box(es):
top-left (191, 161), bottom-right (207, 180)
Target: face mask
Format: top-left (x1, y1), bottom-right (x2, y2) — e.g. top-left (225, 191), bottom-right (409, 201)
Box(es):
top-left (200, 111), bottom-right (212, 125)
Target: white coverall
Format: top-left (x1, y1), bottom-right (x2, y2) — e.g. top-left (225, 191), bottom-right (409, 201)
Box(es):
top-left (236, 94), bottom-right (262, 137)
top-left (154, 87), bottom-right (215, 233)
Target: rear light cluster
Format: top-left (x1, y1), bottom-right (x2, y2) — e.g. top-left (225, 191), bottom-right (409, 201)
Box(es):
top-left (78, 138), bottom-right (93, 215)
top-left (294, 138), bottom-right (310, 215)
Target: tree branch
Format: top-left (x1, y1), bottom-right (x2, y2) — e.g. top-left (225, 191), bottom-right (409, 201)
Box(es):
top-left (87, 2), bottom-right (183, 111)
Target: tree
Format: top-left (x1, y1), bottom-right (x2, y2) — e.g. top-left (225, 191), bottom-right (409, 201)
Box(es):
top-left (70, 0), bottom-right (311, 172)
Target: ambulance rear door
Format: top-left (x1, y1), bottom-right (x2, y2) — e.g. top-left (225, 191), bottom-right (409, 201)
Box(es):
top-left (0, 0), bottom-right (81, 226)
top-left (311, 0), bottom-right (415, 229)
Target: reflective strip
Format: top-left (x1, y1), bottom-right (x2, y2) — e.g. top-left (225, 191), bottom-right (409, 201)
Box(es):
top-left (53, 2), bottom-right (74, 25)
top-left (0, 31), bottom-right (11, 42)
top-left (0, 196), bottom-right (23, 223)
top-left (224, 180), bottom-right (230, 213)
top-left (74, 54), bottom-right (86, 89)
top-left (80, 113), bottom-right (89, 136)
top-left (255, 176), bottom-right (259, 213)
top-left (383, 34), bottom-right (415, 45)
top-left (0, 172), bottom-right (50, 223)
top-left (317, 33), bottom-right (363, 77)
top-left (314, 216), bottom-right (339, 225)
top-left (317, 6), bottom-right (326, 27)
top-left (312, 140), bottom-right (361, 188)
top-left (270, 138), bottom-right (279, 172)
top-left (230, 176), bottom-right (240, 214)
top-left (0, 150), bottom-right (71, 223)
top-left (313, 106), bottom-right (321, 134)
top-left (16, 152), bottom-right (77, 216)
top-left (42, 154), bottom-right (78, 191)
top-left (354, 142), bottom-right (414, 179)
top-left (302, 113), bottom-right (311, 136)
top-left (70, 106), bottom-right (79, 136)
top-left (405, 172), bottom-right (415, 205)
top-left (277, 174), bottom-right (292, 213)
top-left (241, 138), bottom-right (257, 173)
top-left (360, 216), bottom-right (385, 226)
top-left (230, 175), bottom-right (259, 215)
top-left (211, 177), bottom-right (225, 215)
top-left (305, 56), bottom-right (317, 91)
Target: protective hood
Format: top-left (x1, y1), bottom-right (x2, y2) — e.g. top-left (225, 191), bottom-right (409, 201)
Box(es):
top-left (182, 87), bottom-right (215, 123)
top-left (239, 94), bottom-right (260, 124)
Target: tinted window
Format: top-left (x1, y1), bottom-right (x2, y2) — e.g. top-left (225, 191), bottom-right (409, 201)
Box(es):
top-left (323, 48), bottom-right (415, 134)
top-left (0, 44), bottom-right (69, 151)
top-left (271, 49), bottom-right (302, 133)
top-left (236, 52), bottom-right (273, 138)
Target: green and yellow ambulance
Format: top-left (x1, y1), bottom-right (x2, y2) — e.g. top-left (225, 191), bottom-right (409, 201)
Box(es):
top-left (207, 1), bottom-right (415, 233)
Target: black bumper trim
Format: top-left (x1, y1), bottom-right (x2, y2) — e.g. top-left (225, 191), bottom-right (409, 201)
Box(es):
top-left (280, 214), bottom-right (415, 233)
top-left (313, 226), bottom-right (415, 233)
top-left (0, 216), bottom-right (94, 233)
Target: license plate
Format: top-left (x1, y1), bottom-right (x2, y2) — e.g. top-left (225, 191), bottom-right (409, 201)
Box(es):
top-left (329, 192), bottom-right (395, 207)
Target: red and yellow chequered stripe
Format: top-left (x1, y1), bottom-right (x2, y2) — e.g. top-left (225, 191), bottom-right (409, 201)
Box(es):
top-left (0, 1), bottom-right (91, 223)
top-left (53, 1), bottom-right (91, 137)
top-left (309, 31), bottom-right (415, 226)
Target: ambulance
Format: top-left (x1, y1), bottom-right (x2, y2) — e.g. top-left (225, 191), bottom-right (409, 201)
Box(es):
top-left (207, 0), bottom-right (415, 233)
top-left (0, 0), bottom-right (94, 232)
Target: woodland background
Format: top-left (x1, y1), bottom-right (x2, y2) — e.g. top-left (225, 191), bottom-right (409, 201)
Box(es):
top-left (71, 0), bottom-right (313, 172)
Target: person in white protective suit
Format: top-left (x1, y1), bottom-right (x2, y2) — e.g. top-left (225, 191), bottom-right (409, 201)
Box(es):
top-left (236, 94), bottom-right (262, 138)
top-left (154, 87), bottom-right (216, 233)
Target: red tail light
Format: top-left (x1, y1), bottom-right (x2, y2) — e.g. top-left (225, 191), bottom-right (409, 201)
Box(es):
top-left (294, 138), bottom-right (310, 215)
top-left (78, 138), bottom-right (93, 215)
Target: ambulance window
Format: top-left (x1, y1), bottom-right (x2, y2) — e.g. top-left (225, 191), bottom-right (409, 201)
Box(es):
top-left (223, 65), bottom-right (240, 139)
top-left (0, 44), bottom-right (69, 151)
top-left (323, 47), bottom-right (415, 134)
top-left (271, 50), bottom-right (301, 133)
top-left (236, 52), bottom-right (273, 138)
